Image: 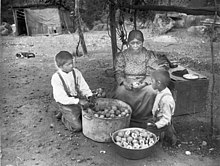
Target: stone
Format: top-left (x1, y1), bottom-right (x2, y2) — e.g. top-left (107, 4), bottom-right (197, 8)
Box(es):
top-left (152, 14), bottom-right (175, 35)
top-left (187, 26), bottom-right (207, 36)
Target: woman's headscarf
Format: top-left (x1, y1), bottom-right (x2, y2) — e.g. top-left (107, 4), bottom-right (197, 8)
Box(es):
top-left (127, 30), bottom-right (144, 43)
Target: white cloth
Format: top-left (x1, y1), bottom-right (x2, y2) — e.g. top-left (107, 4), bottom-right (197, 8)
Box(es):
top-left (51, 68), bottom-right (92, 105)
top-left (152, 87), bottom-right (175, 129)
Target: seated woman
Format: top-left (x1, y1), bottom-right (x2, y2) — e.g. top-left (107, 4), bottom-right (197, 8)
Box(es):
top-left (114, 29), bottom-right (169, 128)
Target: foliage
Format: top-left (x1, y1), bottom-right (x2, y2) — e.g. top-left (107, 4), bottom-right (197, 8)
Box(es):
top-left (80, 0), bottom-right (108, 29)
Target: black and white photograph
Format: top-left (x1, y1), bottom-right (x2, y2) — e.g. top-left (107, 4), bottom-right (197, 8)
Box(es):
top-left (1, 0), bottom-right (220, 166)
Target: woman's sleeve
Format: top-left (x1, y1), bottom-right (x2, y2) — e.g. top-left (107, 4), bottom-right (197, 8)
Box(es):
top-left (115, 52), bottom-right (126, 85)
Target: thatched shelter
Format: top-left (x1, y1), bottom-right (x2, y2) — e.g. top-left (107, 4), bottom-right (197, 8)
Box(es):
top-left (11, 0), bottom-right (73, 36)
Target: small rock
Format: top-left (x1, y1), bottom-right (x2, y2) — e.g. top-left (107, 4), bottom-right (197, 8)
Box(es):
top-left (31, 157), bottom-right (35, 160)
top-left (33, 125), bottom-right (37, 128)
top-left (56, 144), bottom-right (61, 150)
top-left (50, 124), bottom-right (54, 128)
top-left (100, 150), bottom-right (106, 154)
top-left (181, 141), bottom-right (188, 144)
top-left (66, 151), bottom-right (71, 156)
top-left (18, 112), bottom-right (23, 115)
top-left (38, 143), bottom-right (43, 147)
top-left (35, 150), bottom-right (40, 154)
top-left (39, 118), bottom-right (43, 122)
top-left (76, 159), bottom-right (84, 163)
top-left (202, 141), bottom-right (207, 146)
top-left (185, 151), bottom-right (191, 155)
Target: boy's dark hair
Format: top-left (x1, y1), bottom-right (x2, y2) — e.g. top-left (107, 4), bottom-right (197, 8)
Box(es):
top-left (55, 51), bottom-right (74, 67)
top-left (151, 69), bottom-right (170, 87)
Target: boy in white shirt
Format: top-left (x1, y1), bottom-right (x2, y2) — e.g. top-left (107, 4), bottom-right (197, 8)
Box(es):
top-left (51, 51), bottom-right (93, 132)
top-left (147, 69), bottom-right (177, 146)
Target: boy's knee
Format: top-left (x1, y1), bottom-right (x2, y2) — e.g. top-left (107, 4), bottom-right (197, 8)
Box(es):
top-left (61, 116), bottom-right (82, 132)
top-left (71, 121), bottom-right (82, 132)
top-left (74, 124), bottom-right (82, 132)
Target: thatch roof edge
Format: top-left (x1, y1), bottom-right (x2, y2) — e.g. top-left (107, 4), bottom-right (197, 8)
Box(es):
top-left (12, 4), bottom-right (70, 11)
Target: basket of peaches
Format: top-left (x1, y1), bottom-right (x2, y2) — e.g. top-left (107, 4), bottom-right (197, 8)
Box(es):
top-left (110, 127), bottom-right (159, 160)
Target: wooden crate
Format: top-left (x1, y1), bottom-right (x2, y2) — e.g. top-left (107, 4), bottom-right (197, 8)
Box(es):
top-left (168, 67), bottom-right (209, 116)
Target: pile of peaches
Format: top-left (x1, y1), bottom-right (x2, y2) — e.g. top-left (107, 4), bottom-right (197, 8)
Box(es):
top-left (85, 105), bottom-right (130, 119)
top-left (114, 128), bottom-right (156, 149)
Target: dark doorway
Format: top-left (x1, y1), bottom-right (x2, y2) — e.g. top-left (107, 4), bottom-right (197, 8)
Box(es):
top-left (16, 9), bottom-right (28, 35)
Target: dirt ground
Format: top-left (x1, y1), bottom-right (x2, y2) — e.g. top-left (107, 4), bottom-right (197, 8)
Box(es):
top-left (1, 29), bottom-right (220, 166)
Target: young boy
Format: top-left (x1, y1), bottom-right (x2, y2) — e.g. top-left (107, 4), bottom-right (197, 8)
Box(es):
top-left (147, 69), bottom-right (177, 146)
top-left (51, 51), bottom-right (93, 132)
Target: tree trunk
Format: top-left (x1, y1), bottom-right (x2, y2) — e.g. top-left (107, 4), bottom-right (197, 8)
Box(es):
top-left (109, 3), bottom-right (117, 70)
top-left (75, 0), bottom-right (87, 55)
top-left (210, 0), bottom-right (217, 137)
top-left (0, 0), bottom-right (1, 24)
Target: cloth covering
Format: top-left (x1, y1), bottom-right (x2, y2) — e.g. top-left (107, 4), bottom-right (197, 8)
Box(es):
top-left (26, 8), bottom-right (60, 27)
top-left (25, 8), bottom-right (73, 35)
top-left (127, 29), bottom-right (144, 43)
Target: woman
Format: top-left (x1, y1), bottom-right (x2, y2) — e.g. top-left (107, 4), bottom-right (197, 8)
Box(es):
top-left (114, 30), bottom-right (169, 128)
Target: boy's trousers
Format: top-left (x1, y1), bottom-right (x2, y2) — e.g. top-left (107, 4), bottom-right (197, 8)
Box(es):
top-left (57, 103), bottom-right (82, 132)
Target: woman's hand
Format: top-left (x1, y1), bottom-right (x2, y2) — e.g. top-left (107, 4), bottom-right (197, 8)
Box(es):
top-left (132, 82), bottom-right (147, 90)
top-left (123, 81), bottom-right (133, 91)
top-left (79, 99), bottom-right (89, 106)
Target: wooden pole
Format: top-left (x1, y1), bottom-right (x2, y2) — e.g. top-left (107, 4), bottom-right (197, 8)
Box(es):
top-left (12, 9), bottom-right (18, 36)
top-left (210, 0), bottom-right (217, 137)
top-left (0, 0), bottom-right (1, 25)
top-left (24, 10), bottom-right (30, 36)
top-left (133, 10), bottom-right (137, 30)
top-left (75, 0), bottom-right (88, 55)
top-left (109, 3), bottom-right (117, 70)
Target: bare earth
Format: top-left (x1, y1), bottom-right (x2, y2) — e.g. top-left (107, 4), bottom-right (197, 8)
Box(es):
top-left (1, 29), bottom-right (220, 166)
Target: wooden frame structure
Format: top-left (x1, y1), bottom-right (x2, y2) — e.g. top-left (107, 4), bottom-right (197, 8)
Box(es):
top-left (108, 0), bottom-right (218, 135)
top-left (108, 0), bottom-right (220, 65)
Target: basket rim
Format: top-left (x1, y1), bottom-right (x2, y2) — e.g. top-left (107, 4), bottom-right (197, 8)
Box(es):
top-left (82, 97), bottom-right (133, 120)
